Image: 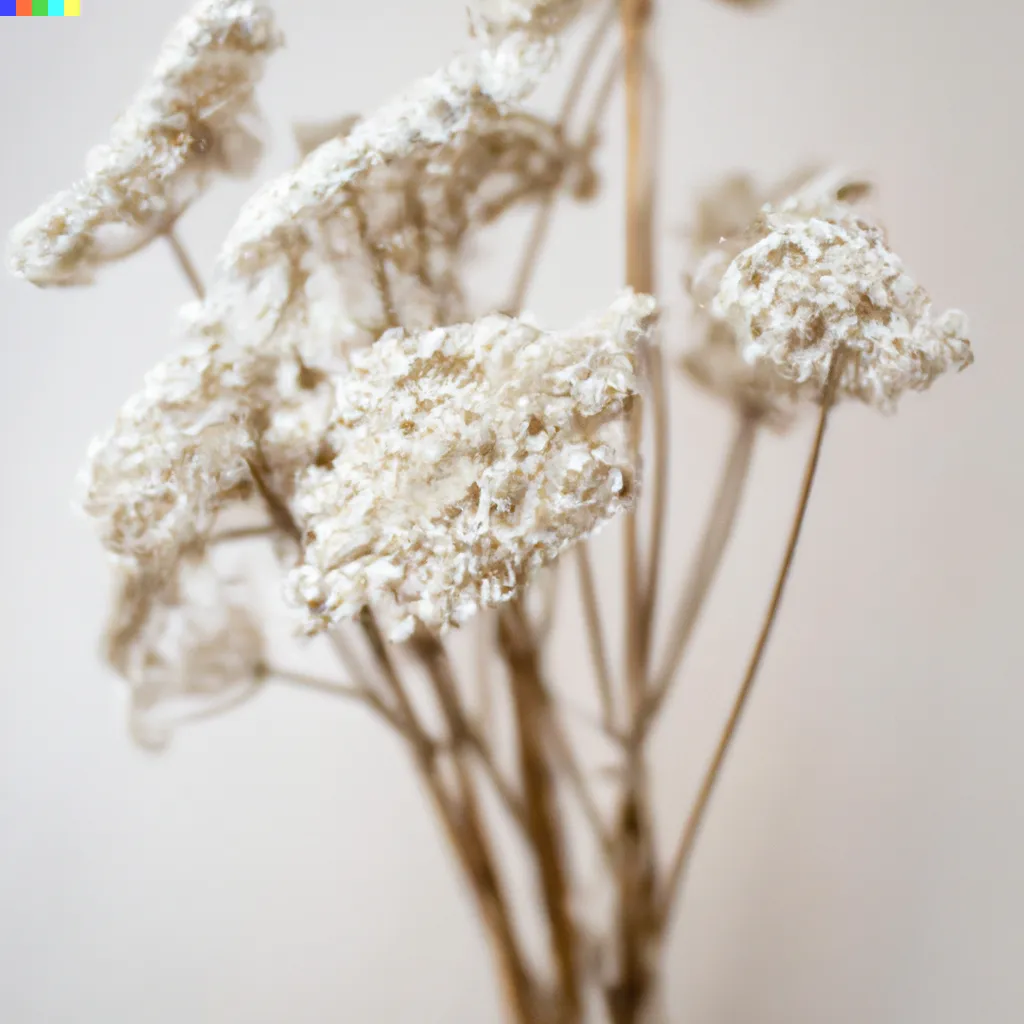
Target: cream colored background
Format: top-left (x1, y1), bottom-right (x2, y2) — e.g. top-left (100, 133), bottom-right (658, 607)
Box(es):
top-left (1, 1), bottom-right (1020, 1021)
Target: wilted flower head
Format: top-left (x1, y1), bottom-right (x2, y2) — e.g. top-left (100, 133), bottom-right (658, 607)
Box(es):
top-left (711, 175), bottom-right (973, 409)
top-left (105, 561), bottom-right (266, 751)
top-left (288, 290), bottom-right (657, 641)
top-left (7, 0), bottom-right (282, 286)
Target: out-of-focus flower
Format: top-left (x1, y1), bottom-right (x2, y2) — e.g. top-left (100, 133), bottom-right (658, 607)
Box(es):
top-left (77, 337), bottom-right (283, 581)
top-left (288, 290), bottom-right (657, 641)
top-left (7, 0), bottom-right (282, 286)
top-left (105, 562), bottom-right (266, 751)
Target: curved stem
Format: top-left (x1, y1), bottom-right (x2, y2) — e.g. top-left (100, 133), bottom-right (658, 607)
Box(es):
top-left (657, 350), bottom-right (846, 935)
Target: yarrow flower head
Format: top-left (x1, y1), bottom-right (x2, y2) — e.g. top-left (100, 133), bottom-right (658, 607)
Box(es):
top-left (180, 3), bottom-right (594, 423)
top-left (78, 339), bottom-right (272, 582)
top-left (683, 170), bottom-right (872, 426)
top-left (708, 173), bottom-right (973, 409)
top-left (7, 0), bottom-right (282, 287)
top-left (288, 290), bottom-right (657, 641)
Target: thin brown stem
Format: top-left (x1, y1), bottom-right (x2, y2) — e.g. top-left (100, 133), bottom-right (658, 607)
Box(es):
top-left (637, 341), bottom-right (669, 670)
top-left (636, 56), bottom-right (667, 674)
top-left (657, 350), bottom-right (846, 936)
top-left (165, 227), bottom-right (205, 299)
top-left (577, 49), bottom-right (624, 152)
top-left (575, 545), bottom-right (618, 732)
top-left (620, 0), bottom-right (655, 698)
top-left (611, 2), bottom-right (658, 1019)
top-left (268, 666), bottom-right (408, 733)
top-left (562, 0), bottom-right (618, 123)
top-left (639, 412), bottom-right (760, 734)
top-left (410, 631), bottom-right (530, 836)
top-left (475, 611), bottom-right (496, 736)
top-left (356, 610), bottom-right (536, 1024)
top-left (499, 599), bottom-right (582, 1022)
top-left (504, 2), bottom-right (618, 314)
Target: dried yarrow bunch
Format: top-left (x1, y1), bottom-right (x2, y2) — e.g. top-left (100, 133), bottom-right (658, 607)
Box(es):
top-left (8, 0), bottom-right (973, 1021)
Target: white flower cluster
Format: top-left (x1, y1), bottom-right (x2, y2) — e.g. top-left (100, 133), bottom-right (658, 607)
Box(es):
top-left (683, 170), bottom-right (869, 425)
top-left (289, 290), bottom-right (656, 641)
top-left (708, 173), bottom-right (973, 409)
top-left (219, 2), bottom-right (585, 279)
top-left (49, 0), bottom-right (605, 716)
top-left (7, 0), bottom-right (281, 286)
top-left (79, 340), bottom-right (271, 582)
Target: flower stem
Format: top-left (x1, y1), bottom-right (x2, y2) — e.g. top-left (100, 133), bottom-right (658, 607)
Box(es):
top-left (165, 226), bottom-right (205, 299)
top-left (498, 598), bottom-right (582, 1022)
top-left (657, 350), bottom-right (846, 935)
top-left (612, 2), bottom-right (658, 1020)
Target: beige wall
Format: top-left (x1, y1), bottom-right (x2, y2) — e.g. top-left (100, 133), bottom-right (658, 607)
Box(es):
top-left (1, 1), bottom-right (1020, 1021)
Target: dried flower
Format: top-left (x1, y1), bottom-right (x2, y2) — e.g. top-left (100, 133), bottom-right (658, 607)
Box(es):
top-left (288, 290), bottom-right (656, 641)
top-left (711, 177), bottom-right (973, 408)
top-left (105, 561), bottom-right (266, 751)
top-left (78, 339), bottom-right (271, 581)
top-left (680, 170), bottom-right (862, 426)
top-left (215, 1), bottom-right (583, 281)
top-left (7, 0), bottom-right (282, 287)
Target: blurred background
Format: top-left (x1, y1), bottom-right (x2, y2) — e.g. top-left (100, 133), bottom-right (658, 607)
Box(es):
top-left (0, 0), bottom-right (1020, 1021)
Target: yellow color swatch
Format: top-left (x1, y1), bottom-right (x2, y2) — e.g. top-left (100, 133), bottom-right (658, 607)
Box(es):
top-left (65, 0), bottom-right (79, 13)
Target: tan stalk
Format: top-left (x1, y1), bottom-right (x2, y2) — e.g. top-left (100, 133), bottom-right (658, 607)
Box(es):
top-left (498, 598), bottom-right (582, 1022)
top-left (359, 609), bottom-right (538, 1024)
top-left (610, 2), bottom-right (659, 1020)
top-left (658, 348), bottom-right (847, 936)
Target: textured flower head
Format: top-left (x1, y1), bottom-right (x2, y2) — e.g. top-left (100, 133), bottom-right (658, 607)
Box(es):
top-left (7, 0), bottom-right (281, 286)
top-left (288, 290), bottom-right (657, 641)
top-left (712, 182), bottom-right (973, 409)
top-left (78, 339), bottom-right (273, 581)
top-left (218, 3), bottom-right (580, 281)
top-left (680, 170), bottom-right (852, 426)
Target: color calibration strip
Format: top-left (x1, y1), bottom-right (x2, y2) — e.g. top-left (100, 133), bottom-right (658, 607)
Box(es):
top-left (2, 1), bottom-right (80, 14)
